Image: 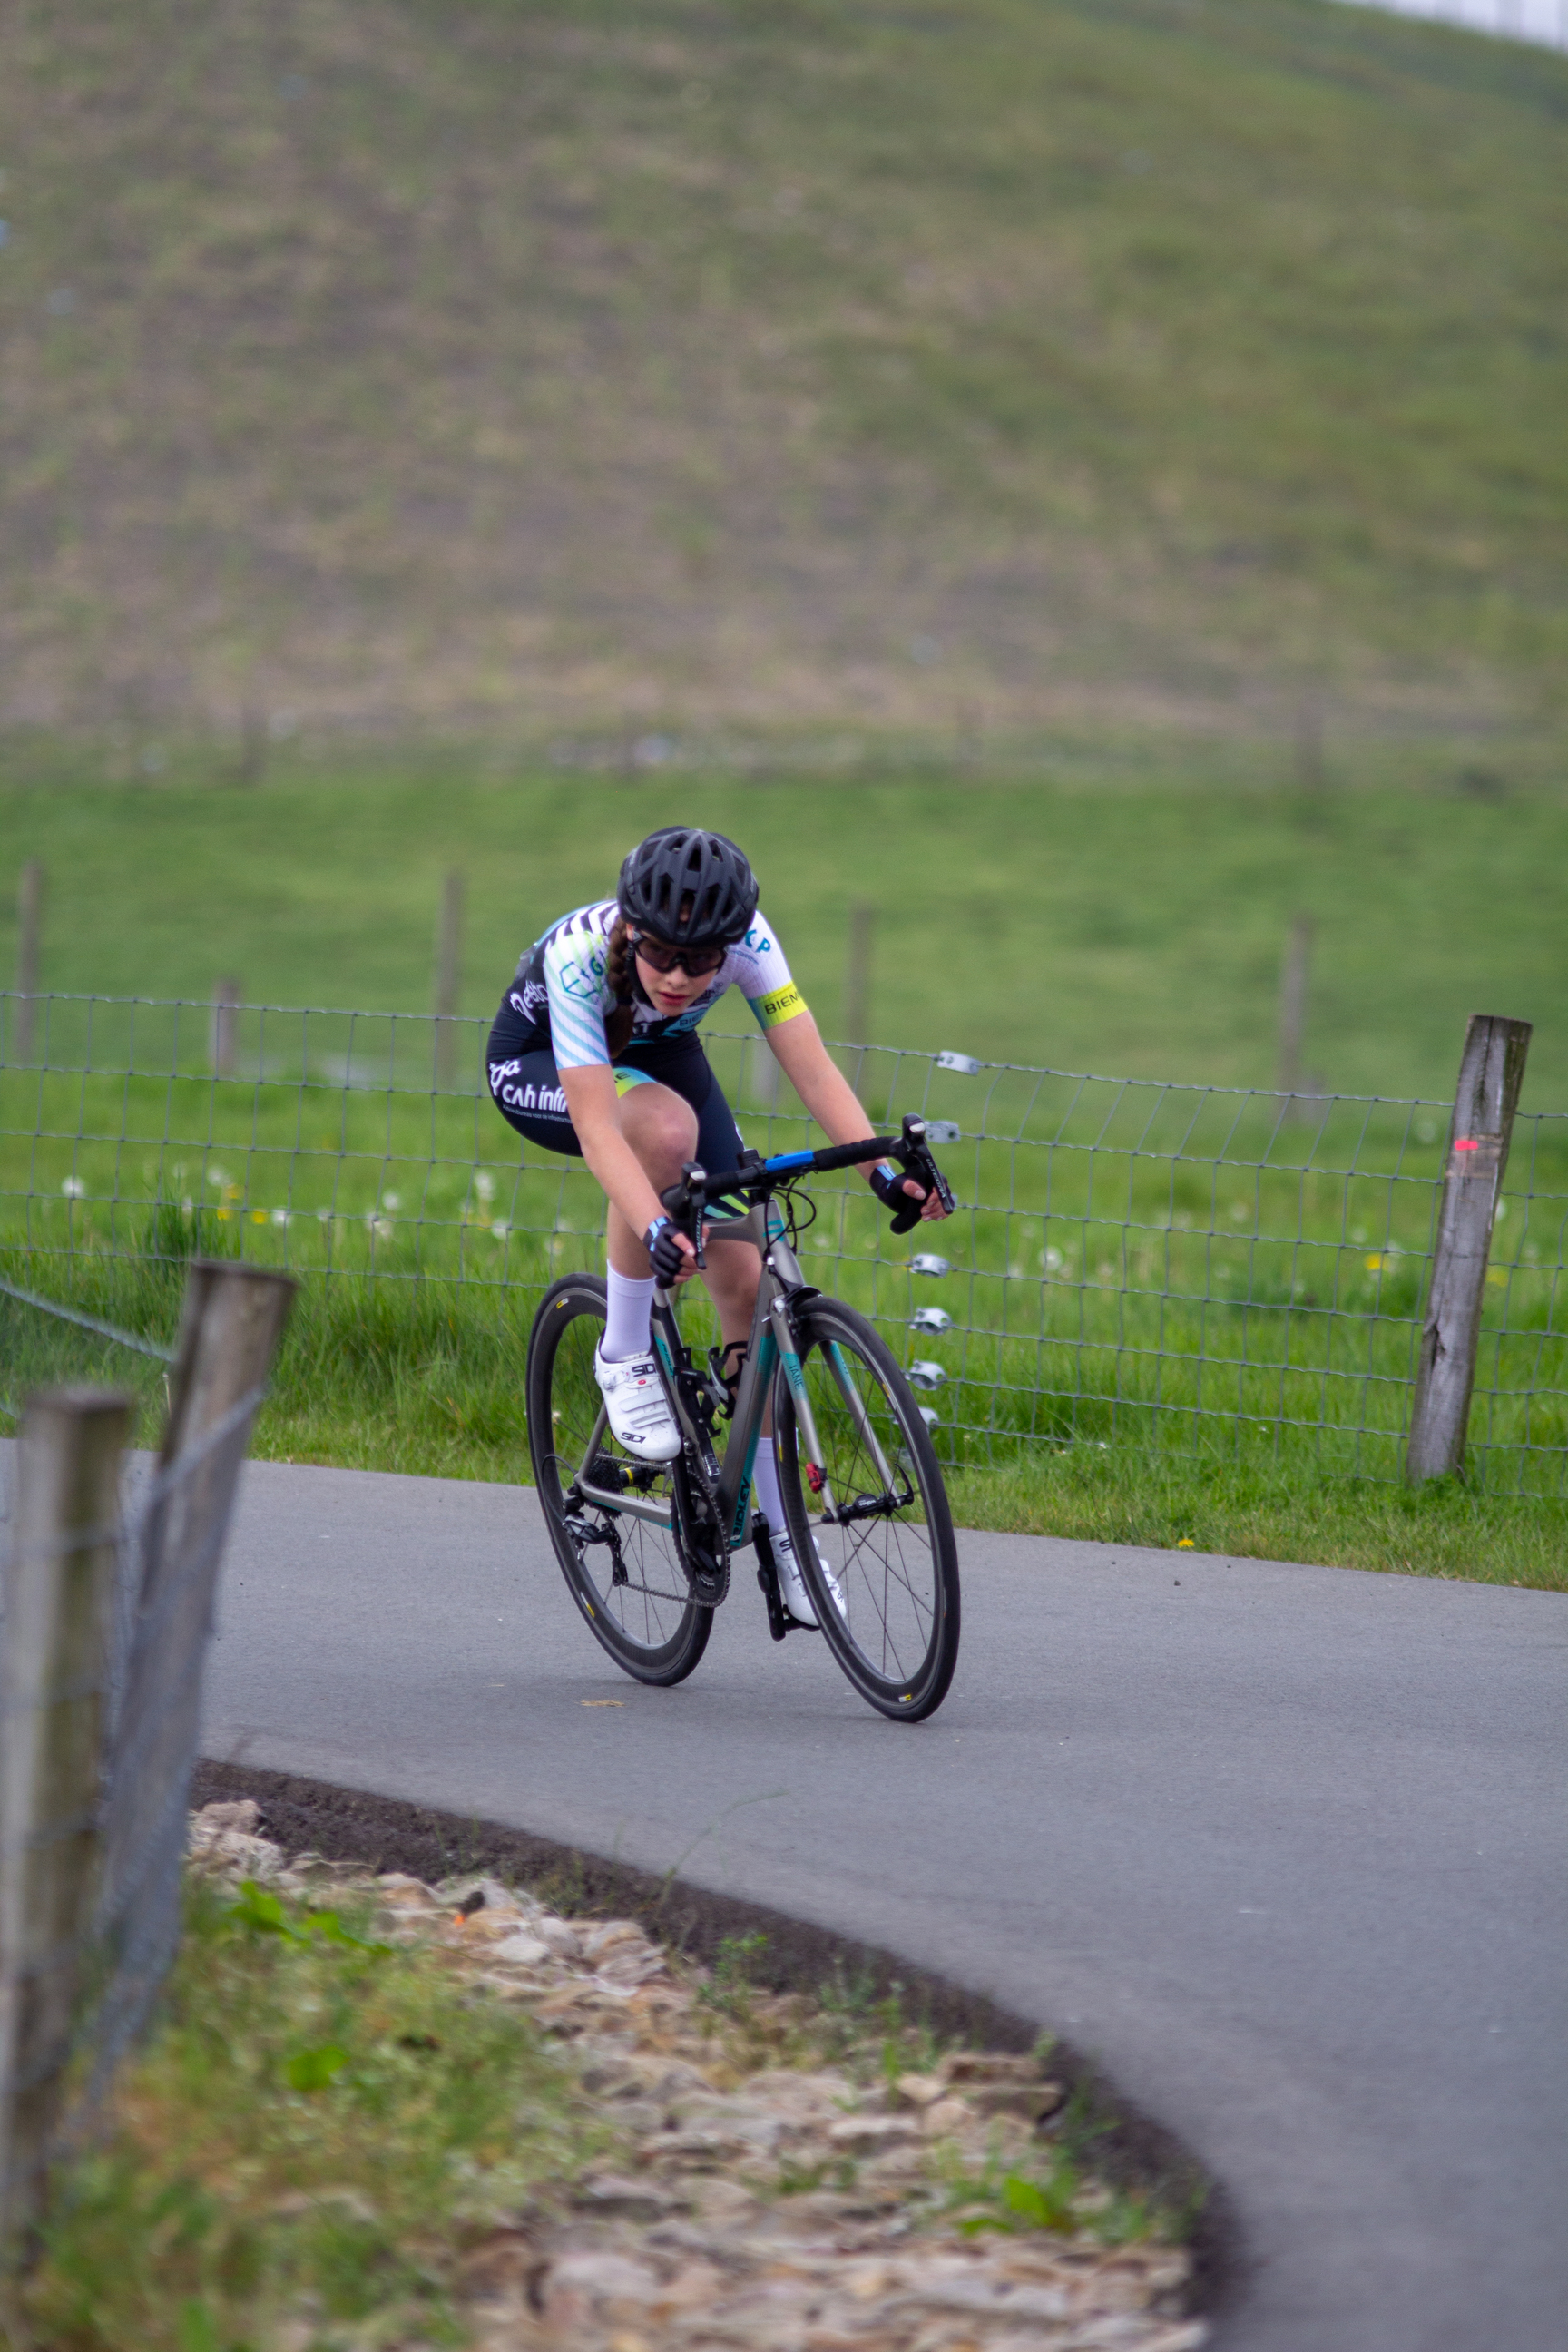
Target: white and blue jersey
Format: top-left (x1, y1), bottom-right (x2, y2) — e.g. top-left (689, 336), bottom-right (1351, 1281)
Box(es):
top-left (502, 898), bottom-right (806, 1070)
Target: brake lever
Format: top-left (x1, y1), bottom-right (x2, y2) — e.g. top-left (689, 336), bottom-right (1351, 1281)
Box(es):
top-left (889, 1115), bottom-right (956, 1234)
top-left (660, 1161), bottom-right (709, 1269)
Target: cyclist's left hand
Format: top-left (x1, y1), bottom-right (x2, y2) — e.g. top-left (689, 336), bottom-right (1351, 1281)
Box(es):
top-left (869, 1165), bottom-right (951, 1223)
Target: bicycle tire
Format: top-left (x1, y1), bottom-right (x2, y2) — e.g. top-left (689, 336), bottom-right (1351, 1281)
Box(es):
top-left (525, 1274), bottom-right (711, 1686)
top-left (772, 1296), bottom-right (960, 1721)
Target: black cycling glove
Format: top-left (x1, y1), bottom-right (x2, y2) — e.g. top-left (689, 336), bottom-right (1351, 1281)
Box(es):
top-left (644, 1215), bottom-right (690, 1283)
top-left (869, 1161), bottom-right (923, 1218)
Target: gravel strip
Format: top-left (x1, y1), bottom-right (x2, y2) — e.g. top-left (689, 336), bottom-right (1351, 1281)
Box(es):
top-left (190, 1800), bottom-right (1206, 2352)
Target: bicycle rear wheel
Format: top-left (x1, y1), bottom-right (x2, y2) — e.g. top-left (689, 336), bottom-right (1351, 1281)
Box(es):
top-left (773, 1296), bottom-right (960, 1721)
top-left (525, 1275), bottom-right (711, 1685)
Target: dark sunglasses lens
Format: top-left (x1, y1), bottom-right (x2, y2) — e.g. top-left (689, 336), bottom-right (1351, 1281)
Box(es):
top-left (636, 936), bottom-right (725, 976)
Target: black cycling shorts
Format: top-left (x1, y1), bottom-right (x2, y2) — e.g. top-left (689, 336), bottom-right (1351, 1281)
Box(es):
top-left (485, 1004), bottom-right (744, 1174)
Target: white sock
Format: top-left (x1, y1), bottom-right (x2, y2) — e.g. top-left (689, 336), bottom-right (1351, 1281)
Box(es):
top-left (603, 1267), bottom-right (655, 1361)
top-left (751, 1443), bottom-right (786, 1535)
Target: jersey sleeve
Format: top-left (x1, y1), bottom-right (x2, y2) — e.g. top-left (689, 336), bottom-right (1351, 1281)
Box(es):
top-left (730, 912), bottom-right (808, 1034)
top-left (543, 928), bottom-right (613, 1069)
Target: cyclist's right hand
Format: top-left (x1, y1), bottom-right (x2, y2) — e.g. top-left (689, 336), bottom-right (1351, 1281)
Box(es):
top-left (645, 1215), bottom-right (700, 1284)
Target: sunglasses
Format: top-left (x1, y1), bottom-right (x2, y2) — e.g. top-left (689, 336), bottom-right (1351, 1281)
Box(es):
top-left (632, 933), bottom-right (729, 978)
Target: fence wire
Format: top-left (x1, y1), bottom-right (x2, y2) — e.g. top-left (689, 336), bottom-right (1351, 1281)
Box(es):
top-left (0, 1381), bottom-right (264, 2231)
top-left (2, 991), bottom-right (1564, 1495)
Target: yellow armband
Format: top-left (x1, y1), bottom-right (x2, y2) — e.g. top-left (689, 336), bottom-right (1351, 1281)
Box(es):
top-left (753, 983), bottom-right (807, 1030)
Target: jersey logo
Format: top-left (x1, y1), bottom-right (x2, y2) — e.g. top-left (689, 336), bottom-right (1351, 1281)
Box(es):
top-left (558, 956), bottom-right (602, 1001)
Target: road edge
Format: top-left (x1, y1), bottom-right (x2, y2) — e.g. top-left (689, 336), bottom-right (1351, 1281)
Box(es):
top-left (194, 1755), bottom-right (1244, 2329)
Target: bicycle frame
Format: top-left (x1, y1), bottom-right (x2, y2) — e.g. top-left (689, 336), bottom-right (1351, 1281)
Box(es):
top-left (564, 1192), bottom-right (905, 1552)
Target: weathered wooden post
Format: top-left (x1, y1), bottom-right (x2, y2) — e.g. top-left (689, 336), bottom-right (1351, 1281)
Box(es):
top-left (1277, 914), bottom-right (1315, 1113)
top-left (1406, 1014), bottom-right (1532, 1485)
top-left (0, 1388), bottom-right (132, 2238)
top-left (103, 1263), bottom-right (296, 1960)
top-left (845, 902), bottom-right (875, 1046)
top-left (15, 859), bottom-right (45, 1066)
top-left (209, 978), bottom-right (240, 1079)
top-left (434, 870), bottom-right (466, 1092)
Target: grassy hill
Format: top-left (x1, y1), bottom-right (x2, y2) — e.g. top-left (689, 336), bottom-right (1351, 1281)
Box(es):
top-left (1, 0), bottom-right (1564, 748)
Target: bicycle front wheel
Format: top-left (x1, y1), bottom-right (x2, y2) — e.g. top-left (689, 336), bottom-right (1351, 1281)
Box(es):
top-left (525, 1275), bottom-right (711, 1686)
top-left (773, 1297), bottom-right (960, 1721)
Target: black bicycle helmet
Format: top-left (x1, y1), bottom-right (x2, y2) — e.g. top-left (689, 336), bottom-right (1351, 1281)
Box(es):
top-left (617, 827), bottom-right (760, 948)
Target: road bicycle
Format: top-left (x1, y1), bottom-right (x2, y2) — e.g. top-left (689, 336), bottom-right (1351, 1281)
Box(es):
top-left (525, 1116), bottom-right (960, 1721)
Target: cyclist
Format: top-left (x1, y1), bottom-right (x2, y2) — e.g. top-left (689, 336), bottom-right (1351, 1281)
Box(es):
top-left (488, 825), bottom-right (951, 1626)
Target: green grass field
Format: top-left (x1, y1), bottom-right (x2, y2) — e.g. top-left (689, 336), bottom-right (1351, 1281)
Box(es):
top-left (5, 1260), bottom-right (1563, 1588)
top-left (2, 763), bottom-right (1565, 1101)
top-left (2, 764), bottom-right (1564, 1584)
top-left (1, 0), bottom-right (1564, 740)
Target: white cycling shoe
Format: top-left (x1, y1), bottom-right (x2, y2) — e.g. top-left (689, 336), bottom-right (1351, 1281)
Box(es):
top-left (593, 1341), bottom-right (682, 1464)
top-left (771, 1524), bottom-right (846, 1629)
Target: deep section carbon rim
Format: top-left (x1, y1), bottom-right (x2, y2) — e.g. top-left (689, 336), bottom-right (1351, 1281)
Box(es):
top-left (775, 1298), bottom-right (960, 1720)
top-left (525, 1276), bottom-right (710, 1685)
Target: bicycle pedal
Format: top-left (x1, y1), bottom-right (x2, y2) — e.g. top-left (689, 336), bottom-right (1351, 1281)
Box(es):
top-left (750, 1513), bottom-right (790, 1642)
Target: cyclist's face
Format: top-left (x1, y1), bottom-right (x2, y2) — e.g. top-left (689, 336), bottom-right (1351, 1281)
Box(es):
top-left (632, 936), bottom-right (718, 1012)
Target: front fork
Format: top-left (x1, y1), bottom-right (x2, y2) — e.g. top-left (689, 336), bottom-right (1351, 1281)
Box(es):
top-left (769, 1296), bottom-right (904, 1522)
top-left (768, 1292), bottom-right (838, 1516)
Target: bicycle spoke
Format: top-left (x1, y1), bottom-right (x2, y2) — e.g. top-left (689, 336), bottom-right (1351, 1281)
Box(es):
top-left (778, 1298), bottom-right (958, 1717)
top-left (527, 1278), bottom-right (710, 1684)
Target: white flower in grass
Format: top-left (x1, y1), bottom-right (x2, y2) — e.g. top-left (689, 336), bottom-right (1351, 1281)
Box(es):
top-left (381, 1191), bottom-right (400, 1211)
top-left (373, 1217), bottom-right (395, 1241)
top-left (1042, 1245), bottom-right (1065, 1274)
top-left (271, 1208), bottom-right (289, 1228)
top-left (474, 1171), bottom-right (496, 1203)
top-left (491, 1221), bottom-right (510, 1241)
top-left (61, 1175), bottom-right (85, 1198)
top-left (206, 1167), bottom-right (229, 1191)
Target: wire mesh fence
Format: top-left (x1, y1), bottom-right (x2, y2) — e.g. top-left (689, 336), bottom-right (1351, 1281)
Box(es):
top-left (0, 1289), bottom-right (280, 2242)
top-left (2, 991), bottom-right (1564, 1496)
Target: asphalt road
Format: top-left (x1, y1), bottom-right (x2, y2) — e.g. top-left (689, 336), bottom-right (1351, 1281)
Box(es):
top-left (111, 1457), bottom-right (1568, 2345)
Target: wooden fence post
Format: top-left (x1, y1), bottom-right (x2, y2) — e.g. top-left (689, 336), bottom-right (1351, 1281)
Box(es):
top-left (434, 870), bottom-right (465, 1092)
top-left (104, 1263), bottom-right (296, 1940)
top-left (209, 978), bottom-right (240, 1079)
top-left (1276, 914), bottom-right (1316, 1112)
top-left (0, 1388), bottom-right (132, 2239)
top-left (845, 902), bottom-right (875, 1046)
top-left (15, 860), bottom-right (44, 1066)
top-left (1406, 1014), bottom-right (1533, 1485)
